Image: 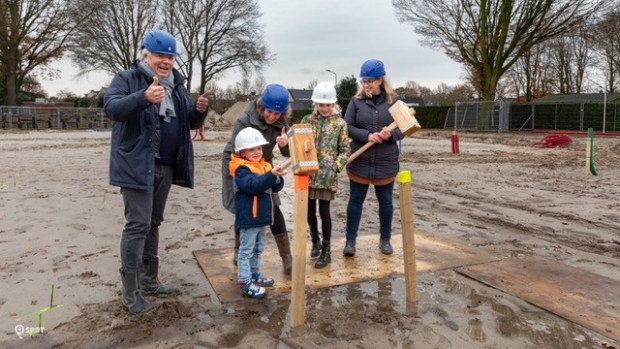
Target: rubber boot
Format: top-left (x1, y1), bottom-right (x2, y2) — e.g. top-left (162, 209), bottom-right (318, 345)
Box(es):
top-left (233, 231), bottom-right (240, 266)
top-left (310, 230), bottom-right (321, 259)
top-left (140, 258), bottom-right (179, 295)
top-left (315, 241), bottom-right (331, 269)
top-left (120, 269), bottom-right (153, 314)
top-left (274, 233), bottom-right (292, 275)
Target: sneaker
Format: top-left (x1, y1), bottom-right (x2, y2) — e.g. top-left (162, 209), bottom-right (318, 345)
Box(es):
top-left (251, 273), bottom-right (275, 287)
top-left (343, 240), bottom-right (356, 256)
top-left (380, 239), bottom-right (393, 255)
top-left (240, 282), bottom-right (267, 298)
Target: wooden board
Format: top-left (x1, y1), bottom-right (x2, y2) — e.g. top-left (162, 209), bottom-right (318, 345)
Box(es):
top-left (193, 231), bottom-right (495, 303)
top-left (456, 256), bottom-right (620, 342)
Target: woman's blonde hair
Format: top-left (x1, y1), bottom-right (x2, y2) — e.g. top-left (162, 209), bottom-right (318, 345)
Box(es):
top-left (255, 98), bottom-right (291, 123)
top-left (354, 76), bottom-right (396, 104)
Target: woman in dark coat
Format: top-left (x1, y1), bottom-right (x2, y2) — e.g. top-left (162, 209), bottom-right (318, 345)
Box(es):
top-left (343, 59), bottom-right (406, 257)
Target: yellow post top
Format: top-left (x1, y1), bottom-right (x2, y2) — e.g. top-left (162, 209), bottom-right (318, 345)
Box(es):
top-left (397, 170), bottom-right (411, 183)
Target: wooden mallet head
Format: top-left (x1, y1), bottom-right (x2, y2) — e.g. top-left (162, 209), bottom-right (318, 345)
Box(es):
top-left (285, 123), bottom-right (318, 175)
top-left (389, 100), bottom-right (421, 136)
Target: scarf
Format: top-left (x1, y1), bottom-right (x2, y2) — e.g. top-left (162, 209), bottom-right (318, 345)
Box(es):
top-left (140, 60), bottom-right (176, 122)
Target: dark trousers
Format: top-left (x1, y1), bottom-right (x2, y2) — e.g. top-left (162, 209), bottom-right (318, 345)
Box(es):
top-left (308, 199), bottom-right (332, 242)
top-left (345, 179), bottom-right (394, 242)
top-left (120, 164), bottom-right (173, 272)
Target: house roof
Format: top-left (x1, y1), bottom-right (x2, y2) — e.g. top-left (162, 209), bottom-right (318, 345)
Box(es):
top-left (288, 89), bottom-right (313, 101)
top-left (290, 100), bottom-right (313, 111)
top-left (530, 93), bottom-right (620, 104)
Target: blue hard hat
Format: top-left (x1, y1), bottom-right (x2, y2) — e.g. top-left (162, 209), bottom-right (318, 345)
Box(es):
top-left (261, 84), bottom-right (289, 114)
top-left (142, 30), bottom-right (177, 56)
top-left (359, 59), bottom-right (385, 78)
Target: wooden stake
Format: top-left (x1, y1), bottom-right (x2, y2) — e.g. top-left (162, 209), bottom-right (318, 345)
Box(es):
top-left (397, 170), bottom-right (419, 302)
top-left (290, 174), bottom-right (309, 328)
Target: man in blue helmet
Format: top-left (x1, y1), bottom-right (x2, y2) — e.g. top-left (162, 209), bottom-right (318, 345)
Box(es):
top-left (221, 84), bottom-right (294, 276)
top-left (104, 29), bottom-right (210, 314)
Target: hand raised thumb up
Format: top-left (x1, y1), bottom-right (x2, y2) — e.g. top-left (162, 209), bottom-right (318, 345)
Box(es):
top-left (151, 76), bottom-right (159, 86)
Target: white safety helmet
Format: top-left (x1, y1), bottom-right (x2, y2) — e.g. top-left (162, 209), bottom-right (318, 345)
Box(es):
top-left (234, 127), bottom-right (268, 152)
top-left (311, 82), bottom-right (337, 104)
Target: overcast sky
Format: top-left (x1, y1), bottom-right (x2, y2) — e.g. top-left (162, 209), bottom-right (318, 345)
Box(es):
top-left (42, 0), bottom-right (466, 97)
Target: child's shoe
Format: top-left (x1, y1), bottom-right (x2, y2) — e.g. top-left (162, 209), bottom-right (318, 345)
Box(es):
top-left (240, 282), bottom-right (267, 298)
top-left (251, 273), bottom-right (275, 287)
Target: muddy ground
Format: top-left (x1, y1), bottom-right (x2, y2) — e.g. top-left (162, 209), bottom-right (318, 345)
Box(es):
top-left (1, 129), bottom-right (619, 349)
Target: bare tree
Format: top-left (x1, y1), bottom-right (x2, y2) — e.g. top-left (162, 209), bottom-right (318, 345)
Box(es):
top-left (0, 0), bottom-right (89, 105)
top-left (236, 75), bottom-right (253, 95)
top-left (191, 0), bottom-right (274, 94)
top-left (544, 29), bottom-right (595, 94)
top-left (307, 79), bottom-right (318, 90)
top-left (67, 0), bottom-right (159, 77)
top-left (506, 43), bottom-right (555, 101)
top-left (162, 0), bottom-right (203, 92)
top-left (591, 9), bottom-right (620, 92)
top-left (392, 0), bottom-right (609, 105)
top-left (222, 85), bottom-right (238, 100)
top-left (253, 75), bottom-right (266, 94)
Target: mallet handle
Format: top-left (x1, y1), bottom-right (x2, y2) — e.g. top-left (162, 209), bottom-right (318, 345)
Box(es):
top-left (346, 122), bottom-right (398, 164)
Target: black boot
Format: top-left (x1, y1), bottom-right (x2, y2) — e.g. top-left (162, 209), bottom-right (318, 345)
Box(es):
top-left (233, 231), bottom-right (240, 266)
top-left (274, 233), bottom-right (292, 275)
top-left (140, 259), bottom-right (179, 295)
top-left (310, 231), bottom-right (321, 259)
top-left (315, 241), bottom-right (331, 269)
top-left (120, 269), bottom-right (153, 314)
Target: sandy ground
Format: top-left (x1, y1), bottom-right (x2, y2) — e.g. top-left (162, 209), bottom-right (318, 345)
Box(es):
top-left (1, 128), bottom-right (619, 349)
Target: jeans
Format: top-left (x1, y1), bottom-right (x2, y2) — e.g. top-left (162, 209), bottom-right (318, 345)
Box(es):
top-left (345, 179), bottom-right (394, 242)
top-left (237, 226), bottom-right (267, 284)
top-left (120, 163), bottom-right (173, 272)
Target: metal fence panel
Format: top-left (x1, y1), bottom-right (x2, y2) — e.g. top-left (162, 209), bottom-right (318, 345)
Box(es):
top-left (1, 106), bottom-right (109, 130)
top-left (448, 100), bottom-right (511, 132)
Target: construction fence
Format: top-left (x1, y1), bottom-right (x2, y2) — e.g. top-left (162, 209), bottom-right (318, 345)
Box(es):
top-left (444, 101), bottom-right (620, 132)
top-left (0, 106), bottom-right (110, 130)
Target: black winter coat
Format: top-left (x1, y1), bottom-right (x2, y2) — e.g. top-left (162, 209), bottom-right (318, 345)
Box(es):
top-left (104, 61), bottom-right (206, 190)
top-left (344, 92), bottom-right (404, 179)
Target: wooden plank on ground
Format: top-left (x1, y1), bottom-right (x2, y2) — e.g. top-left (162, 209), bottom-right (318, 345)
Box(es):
top-left (193, 230), bottom-right (495, 303)
top-left (456, 256), bottom-right (620, 342)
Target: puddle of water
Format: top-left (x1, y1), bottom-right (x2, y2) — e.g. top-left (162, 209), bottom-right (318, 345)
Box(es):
top-left (208, 272), bottom-right (614, 348)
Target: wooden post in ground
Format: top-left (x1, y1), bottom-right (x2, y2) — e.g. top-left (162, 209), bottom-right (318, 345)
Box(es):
top-left (290, 174), bottom-right (309, 327)
top-left (283, 124), bottom-right (318, 328)
top-left (397, 170), bottom-right (419, 302)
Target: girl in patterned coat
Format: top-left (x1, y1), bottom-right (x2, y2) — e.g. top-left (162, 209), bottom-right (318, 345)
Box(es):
top-left (300, 82), bottom-right (350, 268)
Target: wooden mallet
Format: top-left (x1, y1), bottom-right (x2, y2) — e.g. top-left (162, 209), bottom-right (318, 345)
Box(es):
top-left (347, 100), bottom-right (421, 164)
top-left (280, 124), bottom-right (319, 174)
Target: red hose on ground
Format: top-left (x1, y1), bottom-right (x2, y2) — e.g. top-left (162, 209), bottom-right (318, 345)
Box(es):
top-left (531, 134), bottom-right (572, 148)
